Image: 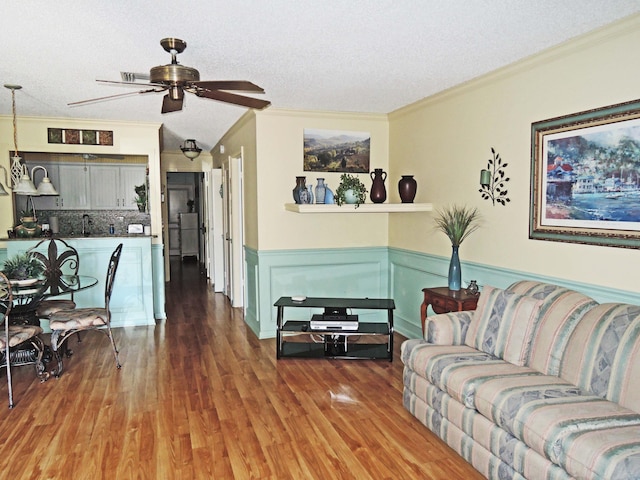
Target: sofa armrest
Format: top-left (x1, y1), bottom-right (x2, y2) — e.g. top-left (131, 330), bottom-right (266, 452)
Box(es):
top-left (425, 311), bottom-right (474, 345)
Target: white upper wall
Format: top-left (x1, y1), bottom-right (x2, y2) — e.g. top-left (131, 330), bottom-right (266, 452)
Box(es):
top-left (388, 15), bottom-right (640, 291)
top-left (214, 109), bottom-right (390, 251)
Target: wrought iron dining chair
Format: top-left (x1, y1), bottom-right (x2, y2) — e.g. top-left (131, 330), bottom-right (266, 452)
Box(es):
top-left (27, 238), bottom-right (80, 318)
top-left (0, 272), bottom-right (48, 408)
top-left (49, 243), bottom-right (123, 377)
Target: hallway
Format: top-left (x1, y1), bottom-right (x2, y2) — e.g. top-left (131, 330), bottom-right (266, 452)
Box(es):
top-left (0, 261), bottom-right (482, 479)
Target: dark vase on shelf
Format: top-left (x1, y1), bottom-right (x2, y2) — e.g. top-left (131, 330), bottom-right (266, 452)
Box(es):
top-left (448, 245), bottom-right (461, 291)
top-left (398, 175), bottom-right (417, 203)
top-left (292, 176), bottom-right (307, 204)
top-left (369, 168), bottom-right (387, 203)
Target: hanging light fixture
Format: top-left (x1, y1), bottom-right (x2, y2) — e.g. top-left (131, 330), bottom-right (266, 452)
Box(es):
top-left (5, 84), bottom-right (58, 196)
top-left (31, 165), bottom-right (58, 195)
top-left (180, 139), bottom-right (202, 160)
top-left (5, 84), bottom-right (26, 188)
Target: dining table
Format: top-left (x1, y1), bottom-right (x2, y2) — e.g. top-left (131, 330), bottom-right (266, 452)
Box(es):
top-left (9, 274), bottom-right (99, 327)
top-left (6, 274), bottom-right (99, 371)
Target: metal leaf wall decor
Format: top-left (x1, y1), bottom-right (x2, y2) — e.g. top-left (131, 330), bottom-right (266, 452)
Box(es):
top-left (479, 147), bottom-right (510, 206)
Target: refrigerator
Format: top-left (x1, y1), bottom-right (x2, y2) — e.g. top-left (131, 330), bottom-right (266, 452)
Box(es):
top-left (179, 213), bottom-right (199, 261)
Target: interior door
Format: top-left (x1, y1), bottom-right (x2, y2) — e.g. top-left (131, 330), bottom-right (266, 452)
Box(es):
top-left (222, 163), bottom-right (232, 300)
top-left (221, 153), bottom-right (245, 308)
top-left (167, 185), bottom-right (193, 256)
top-left (210, 169), bottom-right (224, 292)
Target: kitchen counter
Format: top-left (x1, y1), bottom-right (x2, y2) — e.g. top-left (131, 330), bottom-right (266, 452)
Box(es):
top-left (1, 234), bottom-right (156, 241)
top-left (2, 236), bottom-right (164, 327)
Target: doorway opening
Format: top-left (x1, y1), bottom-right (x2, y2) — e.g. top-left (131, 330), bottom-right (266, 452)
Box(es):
top-left (166, 172), bottom-right (205, 280)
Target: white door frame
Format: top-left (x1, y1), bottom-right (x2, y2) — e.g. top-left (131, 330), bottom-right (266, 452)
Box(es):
top-left (221, 150), bottom-right (245, 308)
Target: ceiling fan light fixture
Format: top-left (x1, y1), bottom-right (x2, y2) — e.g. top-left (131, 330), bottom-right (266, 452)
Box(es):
top-left (181, 139), bottom-right (202, 160)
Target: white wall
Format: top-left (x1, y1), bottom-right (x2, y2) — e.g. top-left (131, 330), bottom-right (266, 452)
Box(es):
top-left (255, 109), bottom-right (390, 251)
top-left (388, 15), bottom-right (640, 292)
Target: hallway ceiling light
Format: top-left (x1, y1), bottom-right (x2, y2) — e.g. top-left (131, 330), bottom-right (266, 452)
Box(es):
top-left (180, 139), bottom-right (202, 160)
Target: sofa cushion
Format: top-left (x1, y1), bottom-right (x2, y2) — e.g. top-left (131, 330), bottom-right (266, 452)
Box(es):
top-left (507, 281), bottom-right (598, 375)
top-left (465, 285), bottom-right (542, 366)
top-left (471, 374), bottom-right (640, 468)
top-left (555, 424), bottom-right (640, 480)
top-left (401, 340), bottom-right (534, 408)
top-left (560, 303), bottom-right (640, 413)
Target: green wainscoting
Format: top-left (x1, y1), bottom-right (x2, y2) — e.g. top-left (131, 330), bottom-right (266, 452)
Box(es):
top-left (246, 246), bottom-right (640, 340)
top-left (245, 247), bottom-right (390, 339)
top-left (5, 237), bottom-right (156, 329)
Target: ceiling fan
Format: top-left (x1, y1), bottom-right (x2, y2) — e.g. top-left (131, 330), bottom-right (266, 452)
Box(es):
top-left (69, 38), bottom-right (271, 113)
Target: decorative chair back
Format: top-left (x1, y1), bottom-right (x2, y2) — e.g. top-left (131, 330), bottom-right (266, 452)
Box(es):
top-left (103, 243), bottom-right (123, 316)
top-left (28, 239), bottom-right (79, 296)
top-left (0, 272), bottom-right (12, 326)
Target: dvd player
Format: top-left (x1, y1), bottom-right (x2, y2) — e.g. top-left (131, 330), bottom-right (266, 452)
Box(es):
top-left (310, 314), bottom-right (359, 331)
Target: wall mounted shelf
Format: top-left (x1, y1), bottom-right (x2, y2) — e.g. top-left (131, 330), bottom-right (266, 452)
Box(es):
top-left (284, 203), bottom-right (433, 213)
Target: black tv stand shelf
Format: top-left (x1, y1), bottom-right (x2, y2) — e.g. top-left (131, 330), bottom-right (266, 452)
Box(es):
top-left (274, 297), bottom-right (395, 361)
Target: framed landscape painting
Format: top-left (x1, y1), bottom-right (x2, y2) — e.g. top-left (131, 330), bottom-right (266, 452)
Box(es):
top-left (303, 128), bottom-right (370, 172)
top-left (530, 99), bottom-right (640, 248)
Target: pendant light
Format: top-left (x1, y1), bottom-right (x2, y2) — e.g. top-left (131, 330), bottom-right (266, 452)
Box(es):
top-left (5, 84), bottom-right (26, 188)
top-left (5, 84), bottom-right (58, 196)
top-left (180, 139), bottom-right (202, 160)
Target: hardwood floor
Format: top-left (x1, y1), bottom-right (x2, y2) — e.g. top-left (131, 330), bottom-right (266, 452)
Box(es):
top-left (0, 259), bottom-right (483, 479)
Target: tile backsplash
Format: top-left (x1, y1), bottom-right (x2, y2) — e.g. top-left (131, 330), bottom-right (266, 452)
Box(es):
top-left (38, 210), bottom-right (151, 236)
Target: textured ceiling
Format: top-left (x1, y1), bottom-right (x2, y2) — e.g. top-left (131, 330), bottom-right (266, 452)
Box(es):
top-left (2, 1), bottom-right (639, 153)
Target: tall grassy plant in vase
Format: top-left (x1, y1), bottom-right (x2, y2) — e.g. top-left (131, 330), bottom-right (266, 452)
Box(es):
top-left (434, 205), bottom-right (481, 291)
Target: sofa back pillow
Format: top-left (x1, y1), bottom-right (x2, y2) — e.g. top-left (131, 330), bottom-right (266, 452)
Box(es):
top-left (560, 303), bottom-right (640, 413)
top-left (507, 281), bottom-right (598, 375)
top-left (465, 285), bottom-right (542, 366)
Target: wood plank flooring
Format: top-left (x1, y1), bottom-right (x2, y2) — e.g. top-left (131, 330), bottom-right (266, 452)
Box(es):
top-left (0, 259), bottom-right (484, 479)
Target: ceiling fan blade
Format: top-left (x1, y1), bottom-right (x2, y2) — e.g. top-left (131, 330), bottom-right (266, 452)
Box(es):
top-left (194, 89), bottom-right (271, 110)
top-left (161, 93), bottom-right (184, 113)
top-left (68, 88), bottom-right (163, 106)
top-left (191, 80), bottom-right (265, 93)
top-left (96, 79), bottom-right (165, 87)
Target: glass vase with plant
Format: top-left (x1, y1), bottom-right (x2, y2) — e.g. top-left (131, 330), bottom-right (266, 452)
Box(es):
top-left (434, 205), bottom-right (481, 291)
top-left (335, 173), bottom-right (367, 208)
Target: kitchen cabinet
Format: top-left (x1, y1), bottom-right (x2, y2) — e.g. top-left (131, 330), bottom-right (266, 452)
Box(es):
top-left (24, 161), bottom-right (146, 211)
top-left (90, 164), bottom-right (146, 210)
top-left (57, 164), bottom-right (89, 209)
top-left (25, 161), bottom-right (88, 210)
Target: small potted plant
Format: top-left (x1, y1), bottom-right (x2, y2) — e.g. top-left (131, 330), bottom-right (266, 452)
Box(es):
top-left (134, 184), bottom-right (147, 212)
top-left (2, 252), bottom-right (45, 281)
top-left (14, 208), bottom-right (41, 238)
top-left (20, 207), bottom-right (37, 223)
top-left (335, 173), bottom-right (367, 208)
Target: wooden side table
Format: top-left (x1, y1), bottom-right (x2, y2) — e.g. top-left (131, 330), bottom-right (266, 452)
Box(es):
top-left (421, 287), bottom-right (479, 334)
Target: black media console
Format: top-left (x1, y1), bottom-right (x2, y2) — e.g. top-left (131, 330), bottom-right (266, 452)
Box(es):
top-left (274, 296), bottom-right (395, 361)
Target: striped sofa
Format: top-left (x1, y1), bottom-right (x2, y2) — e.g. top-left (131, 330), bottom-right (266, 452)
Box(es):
top-left (401, 281), bottom-right (640, 480)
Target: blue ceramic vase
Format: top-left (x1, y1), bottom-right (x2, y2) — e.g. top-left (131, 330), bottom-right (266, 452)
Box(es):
top-left (448, 245), bottom-right (461, 291)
